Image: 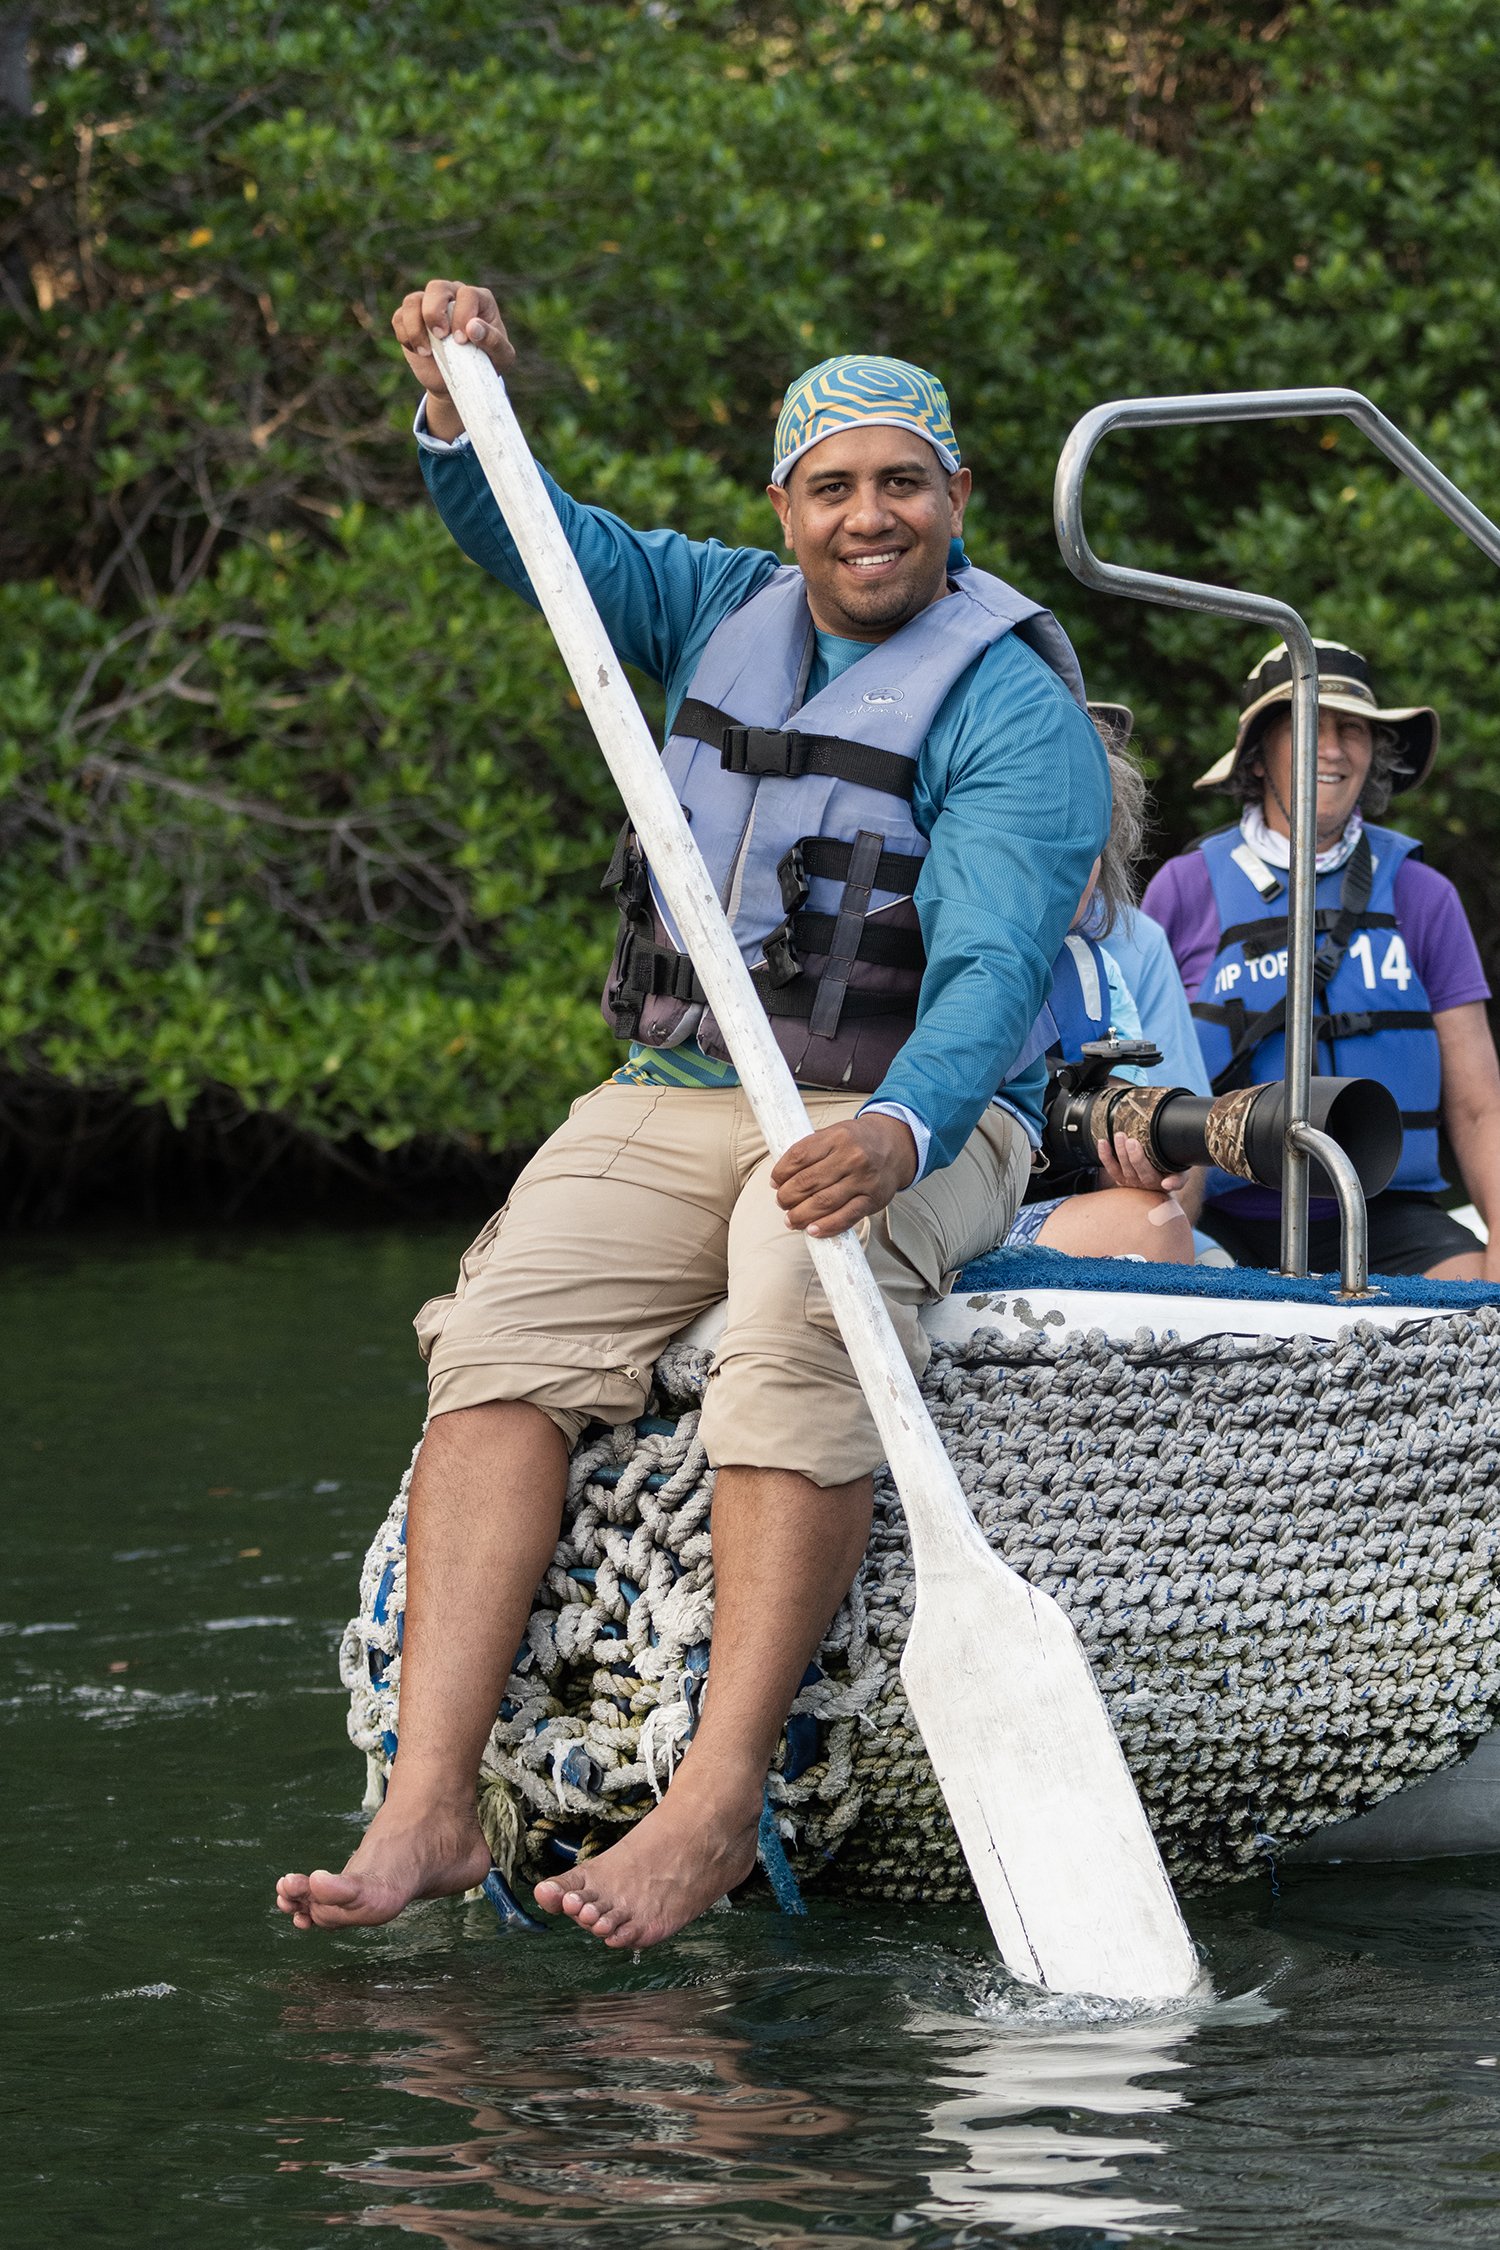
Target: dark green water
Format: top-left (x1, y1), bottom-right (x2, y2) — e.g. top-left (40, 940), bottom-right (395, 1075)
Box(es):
top-left (9, 1226), bottom-right (1500, 2247)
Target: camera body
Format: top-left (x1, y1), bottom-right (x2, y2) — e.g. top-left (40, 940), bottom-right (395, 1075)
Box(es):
top-left (1038, 1038), bottom-right (1166, 1193)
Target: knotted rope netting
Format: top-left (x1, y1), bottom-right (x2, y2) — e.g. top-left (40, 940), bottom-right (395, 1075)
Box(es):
top-left (343, 1306), bottom-right (1500, 1898)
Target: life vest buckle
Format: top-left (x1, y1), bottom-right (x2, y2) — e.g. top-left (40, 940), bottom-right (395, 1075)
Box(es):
top-left (602, 821), bottom-right (649, 909)
top-left (720, 725), bottom-right (809, 779)
top-left (777, 840), bottom-right (811, 914)
top-left (762, 921), bottom-right (803, 988)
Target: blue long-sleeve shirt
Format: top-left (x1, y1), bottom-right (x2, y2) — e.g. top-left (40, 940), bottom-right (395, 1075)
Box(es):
top-left (417, 415), bottom-right (1109, 1171)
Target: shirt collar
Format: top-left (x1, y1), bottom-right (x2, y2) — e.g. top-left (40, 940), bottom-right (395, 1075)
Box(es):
top-left (1241, 801), bottom-right (1364, 876)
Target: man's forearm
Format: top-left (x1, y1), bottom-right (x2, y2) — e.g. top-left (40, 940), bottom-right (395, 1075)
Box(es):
top-left (1434, 1006), bottom-right (1500, 1265)
top-left (417, 428), bottom-right (778, 691)
top-left (1446, 1104), bottom-right (1500, 1233)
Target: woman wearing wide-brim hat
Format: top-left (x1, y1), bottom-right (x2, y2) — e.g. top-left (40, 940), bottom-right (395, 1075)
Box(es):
top-left (1143, 638), bottom-right (1500, 1281)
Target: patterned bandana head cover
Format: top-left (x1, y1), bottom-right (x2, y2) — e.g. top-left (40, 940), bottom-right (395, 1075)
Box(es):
top-left (771, 354), bottom-right (961, 486)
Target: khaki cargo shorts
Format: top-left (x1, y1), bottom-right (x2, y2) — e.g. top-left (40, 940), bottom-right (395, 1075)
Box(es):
top-left (415, 1082), bottom-right (1030, 1488)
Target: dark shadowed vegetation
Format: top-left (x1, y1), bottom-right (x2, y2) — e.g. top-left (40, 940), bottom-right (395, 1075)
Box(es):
top-left (2, 0), bottom-right (1496, 1213)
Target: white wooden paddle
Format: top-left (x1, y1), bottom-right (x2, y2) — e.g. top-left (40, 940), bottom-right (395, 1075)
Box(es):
top-left (427, 331), bottom-right (1199, 2002)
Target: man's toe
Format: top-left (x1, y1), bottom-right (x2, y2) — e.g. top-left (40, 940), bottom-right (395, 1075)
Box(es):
top-left (308, 1889), bottom-right (376, 1929)
top-left (535, 1868), bottom-right (591, 1916)
top-left (307, 1868), bottom-right (360, 1906)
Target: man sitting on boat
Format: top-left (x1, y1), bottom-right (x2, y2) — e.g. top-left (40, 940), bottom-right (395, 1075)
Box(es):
top-left (1144, 639), bottom-right (1500, 1278)
top-left (276, 282), bottom-right (1112, 1946)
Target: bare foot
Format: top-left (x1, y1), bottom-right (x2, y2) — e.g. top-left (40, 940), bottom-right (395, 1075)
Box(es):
top-left (532, 1776), bottom-right (760, 1949)
top-left (276, 1796), bottom-right (491, 1931)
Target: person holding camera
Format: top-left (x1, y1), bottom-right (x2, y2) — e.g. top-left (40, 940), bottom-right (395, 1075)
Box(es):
top-left (277, 283), bottom-right (1111, 1947)
top-left (1144, 639), bottom-right (1500, 1279)
top-left (1005, 723), bottom-right (1202, 1266)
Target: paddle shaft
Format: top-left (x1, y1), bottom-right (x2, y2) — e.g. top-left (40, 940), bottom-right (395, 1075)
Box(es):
top-left (428, 337), bottom-right (987, 1583)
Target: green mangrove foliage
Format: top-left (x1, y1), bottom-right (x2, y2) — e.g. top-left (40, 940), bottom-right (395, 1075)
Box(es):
top-left (3, 0), bottom-right (1497, 1176)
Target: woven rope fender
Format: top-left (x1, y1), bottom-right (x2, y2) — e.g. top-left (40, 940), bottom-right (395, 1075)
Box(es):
top-left (342, 1308), bottom-right (1500, 1898)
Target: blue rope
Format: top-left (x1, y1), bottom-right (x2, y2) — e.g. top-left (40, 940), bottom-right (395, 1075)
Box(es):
top-left (1252, 1825), bottom-right (1283, 1904)
top-left (757, 1789), bottom-right (807, 1916)
top-left (481, 1866), bottom-right (546, 1933)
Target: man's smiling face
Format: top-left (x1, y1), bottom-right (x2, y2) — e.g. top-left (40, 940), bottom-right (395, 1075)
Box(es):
top-left (767, 425), bottom-right (972, 641)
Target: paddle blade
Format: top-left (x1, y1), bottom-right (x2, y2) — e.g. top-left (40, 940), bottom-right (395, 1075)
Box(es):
top-left (900, 1543), bottom-right (1200, 2001)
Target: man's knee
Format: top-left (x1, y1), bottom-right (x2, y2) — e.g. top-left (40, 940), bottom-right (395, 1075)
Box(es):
top-left (713, 1461), bottom-right (875, 1506)
top-left (700, 1323), bottom-right (893, 1484)
top-left (420, 1396), bottom-right (575, 1467)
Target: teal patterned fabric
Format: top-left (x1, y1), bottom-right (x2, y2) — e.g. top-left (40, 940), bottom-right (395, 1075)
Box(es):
top-left (772, 355), bottom-right (961, 485)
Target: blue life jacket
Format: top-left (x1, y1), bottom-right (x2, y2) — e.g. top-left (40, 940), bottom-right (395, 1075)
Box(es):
top-left (603, 560), bottom-right (1087, 1096)
top-left (1046, 932), bottom-right (1114, 1059)
top-left (1017, 931), bottom-right (1114, 1207)
top-left (1189, 823), bottom-right (1443, 1201)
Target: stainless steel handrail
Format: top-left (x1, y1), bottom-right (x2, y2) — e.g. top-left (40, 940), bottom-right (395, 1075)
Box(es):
top-left (1290, 1126), bottom-right (1368, 1300)
top-left (1054, 387), bottom-right (1500, 1284)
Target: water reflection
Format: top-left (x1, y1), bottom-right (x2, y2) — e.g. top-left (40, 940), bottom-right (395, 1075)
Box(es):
top-left (290, 1977), bottom-right (871, 2240)
top-left (285, 1951), bottom-right (1205, 2243)
top-left (914, 2008), bottom-right (1192, 2235)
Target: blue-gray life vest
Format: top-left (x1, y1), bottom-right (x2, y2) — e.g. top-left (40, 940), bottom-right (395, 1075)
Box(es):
top-left (602, 560), bottom-right (1087, 1096)
top-left (1190, 822), bottom-right (1443, 1201)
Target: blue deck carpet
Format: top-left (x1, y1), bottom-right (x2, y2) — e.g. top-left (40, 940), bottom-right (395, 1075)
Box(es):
top-left (956, 1241), bottom-right (1500, 1313)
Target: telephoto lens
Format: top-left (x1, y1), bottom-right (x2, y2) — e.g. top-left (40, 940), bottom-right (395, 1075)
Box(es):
top-left (1040, 1039), bottom-right (1402, 1198)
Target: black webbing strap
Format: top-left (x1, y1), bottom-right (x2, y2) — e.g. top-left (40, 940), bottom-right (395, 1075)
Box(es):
top-left (601, 821), bottom-right (658, 1034)
top-left (1192, 1002), bottom-right (1436, 1042)
top-left (625, 947), bottom-right (702, 1006)
top-left (798, 835), bottom-right (925, 896)
top-left (1191, 990), bottom-right (1250, 1050)
top-left (790, 911), bottom-right (923, 971)
top-left (616, 936), bottom-right (911, 1022)
top-left (1195, 833), bottom-right (1376, 1094)
top-left (675, 697), bottom-right (917, 802)
top-left (752, 971), bottom-right (905, 1023)
top-left (1401, 1108), bottom-right (1440, 1131)
top-left (810, 828), bottom-right (883, 1040)
top-left (1217, 906), bottom-right (1399, 956)
top-left (1314, 1006), bottom-right (1437, 1040)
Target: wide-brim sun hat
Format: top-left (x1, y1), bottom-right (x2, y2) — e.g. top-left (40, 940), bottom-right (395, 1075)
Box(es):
top-left (1195, 639), bottom-right (1438, 794)
top-left (1088, 701), bottom-right (1134, 745)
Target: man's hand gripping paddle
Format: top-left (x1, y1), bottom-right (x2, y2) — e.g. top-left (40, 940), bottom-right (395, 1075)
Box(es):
top-left (429, 333), bottom-right (1199, 2003)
